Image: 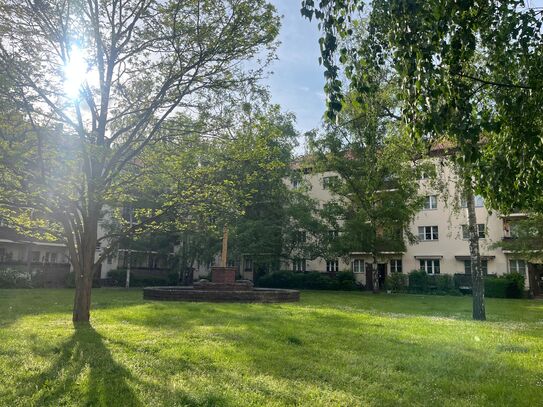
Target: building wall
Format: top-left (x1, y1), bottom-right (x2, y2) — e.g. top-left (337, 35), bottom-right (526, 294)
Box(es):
top-left (289, 160), bottom-right (527, 286)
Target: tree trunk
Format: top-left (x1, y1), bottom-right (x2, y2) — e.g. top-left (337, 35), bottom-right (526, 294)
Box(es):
top-left (72, 210), bottom-right (100, 324)
top-left (73, 266), bottom-right (93, 323)
top-left (465, 182), bottom-right (486, 321)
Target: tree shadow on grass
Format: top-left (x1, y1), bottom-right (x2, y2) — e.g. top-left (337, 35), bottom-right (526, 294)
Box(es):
top-left (21, 324), bottom-right (141, 407)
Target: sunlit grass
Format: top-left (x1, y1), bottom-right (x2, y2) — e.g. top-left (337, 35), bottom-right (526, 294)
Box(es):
top-left (0, 289), bottom-right (542, 406)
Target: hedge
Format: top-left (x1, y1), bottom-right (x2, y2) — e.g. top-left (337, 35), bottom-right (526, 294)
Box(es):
top-left (407, 270), bottom-right (457, 295)
top-left (484, 272), bottom-right (525, 298)
top-left (385, 272), bottom-right (407, 293)
top-left (256, 270), bottom-right (359, 290)
top-left (106, 269), bottom-right (178, 287)
top-left (0, 268), bottom-right (32, 288)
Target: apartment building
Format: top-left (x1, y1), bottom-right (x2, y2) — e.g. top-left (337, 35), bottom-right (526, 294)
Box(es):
top-left (286, 159), bottom-right (541, 294)
top-left (0, 218), bottom-right (71, 287)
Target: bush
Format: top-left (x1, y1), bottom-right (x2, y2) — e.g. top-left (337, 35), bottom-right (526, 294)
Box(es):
top-left (407, 271), bottom-right (458, 295)
top-left (434, 274), bottom-right (454, 293)
top-left (106, 269), bottom-right (176, 287)
top-left (0, 268), bottom-right (32, 288)
top-left (504, 272), bottom-right (525, 298)
top-left (485, 272), bottom-right (525, 298)
top-left (257, 270), bottom-right (358, 290)
top-left (408, 270), bottom-right (428, 293)
top-left (484, 276), bottom-right (508, 298)
top-left (385, 272), bottom-right (407, 293)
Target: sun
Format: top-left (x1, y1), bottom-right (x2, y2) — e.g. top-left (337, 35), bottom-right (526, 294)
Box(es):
top-left (63, 45), bottom-right (87, 99)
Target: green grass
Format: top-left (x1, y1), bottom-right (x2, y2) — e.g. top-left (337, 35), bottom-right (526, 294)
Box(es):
top-left (0, 289), bottom-right (542, 406)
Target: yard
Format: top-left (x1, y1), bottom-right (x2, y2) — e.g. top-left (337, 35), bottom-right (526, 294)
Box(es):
top-left (0, 289), bottom-right (541, 406)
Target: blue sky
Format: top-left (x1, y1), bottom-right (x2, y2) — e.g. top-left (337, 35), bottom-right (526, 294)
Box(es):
top-left (265, 0), bottom-right (325, 142)
top-left (264, 0), bottom-right (543, 148)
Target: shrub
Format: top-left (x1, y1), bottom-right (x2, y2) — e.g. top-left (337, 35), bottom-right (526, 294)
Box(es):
top-left (504, 272), bottom-right (525, 298)
top-left (484, 276), bottom-right (508, 298)
top-left (434, 274), bottom-right (454, 293)
top-left (385, 272), bottom-right (407, 293)
top-left (485, 273), bottom-right (525, 298)
top-left (106, 269), bottom-right (175, 287)
top-left (0, 268), bottom-right (32, 288)
top-left (408, 270), bottom-right (428, 293)
top-left (257, 270), bottom-right (358, 290)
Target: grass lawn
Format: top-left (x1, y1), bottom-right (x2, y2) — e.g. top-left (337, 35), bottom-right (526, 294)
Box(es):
top-left (0, 289), bottom-right (542, 406)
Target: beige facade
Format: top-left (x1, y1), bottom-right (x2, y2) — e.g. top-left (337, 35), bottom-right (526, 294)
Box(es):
top-left (290, 160), bottom-right (530, 288)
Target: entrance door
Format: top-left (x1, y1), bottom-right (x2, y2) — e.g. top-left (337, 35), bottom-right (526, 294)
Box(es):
top-left (378, 263), bottom-right (387, 290)
top-left (365, 263), bottom-right (373, 290)
top-left (530, 263), bottom-right (543, 297)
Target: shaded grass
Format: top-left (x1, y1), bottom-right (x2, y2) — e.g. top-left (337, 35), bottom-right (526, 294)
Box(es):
top-left (0, 289), bottom-right (542, 406)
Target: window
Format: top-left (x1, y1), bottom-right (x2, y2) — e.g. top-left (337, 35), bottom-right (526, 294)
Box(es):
top-left (291, 179), bottom-right (300, 189)
top-left (352, 259), bottom-right (364, 273)
top-left (418, 226), bottom-right (439, 241)
top-left (423, 195), bottom-right (437, 210)
top-left (322, 176), bottom-right (338, 190)
top-left (294, 230), bottom-right (307, 244)
top-left (390, 259), bottom-right (403, 273)
top-left (96, 241), bottom-right (101, 251)
top-left (107, 254), bottom-right (114, 265)
top-left (328, 230), bottom-right (339, 239)
top-left (31, 251), bottom-right (40, 262)
top-left (464, 260), bottom-right (488, 275)
top-left (302, 167), bottom-right (313, 174)
top-left (461, 195), bottom-right (484, 208)
top-left (326, 259), bottom-right (339, 272)
top-left (509, 259), bottom-right (527, 274)
top-left (293, 258), bottom-right (306, 272)
top-left (44, 252), bottom-right (50, 263)
top-left (418, 164), bottom-right (435, 180)
top-left (420, 259), bottom-right (440, 274)
top-left (462, 224), bottom-right (486, 239)
top-left (508, 222), bottom-right (521, 238)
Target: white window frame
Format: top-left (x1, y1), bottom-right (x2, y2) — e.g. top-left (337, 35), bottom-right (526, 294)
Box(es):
top-left (326, 259), bottom-right (339, 272)
top-left (464, 259), bottom-right (488, 275)
top-left (352, 259), bottom-right (364, 273)
top-left (293, 258), bottom-right (306, 272)
top-left (390, 259), bottom-right (403, 273)
top-left (461, 195), bottom-right (485, 208)
top-left (418, 226), bottom-right (439, 241)
top-left (423, 195), bottom-right (438, 210)
top-left (509, 259), bottom-right (527, 275)
top-left (420, 259), bottom-right (440, 274)
top-left (462, 224), bottom-right (486, 239)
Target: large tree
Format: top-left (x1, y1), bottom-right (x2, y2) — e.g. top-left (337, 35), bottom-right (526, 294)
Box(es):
top-left (0, 0), bottom-right (279, 323)
top-left (301, 0), bottom-right (543, 319)
top-left (309, 89), bottom-right (425, 293)
top-left (222, 105), bottom-right (325, 278)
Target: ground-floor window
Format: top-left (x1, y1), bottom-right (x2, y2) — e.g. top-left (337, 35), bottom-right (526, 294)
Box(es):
top-left (509, 259), bottom-right (527, 274)
top-left (420, 259), bottom-right (440, 274)
top-left (390, 259), bottom-right (403, 273)
top-left (326, 259), bottom-right (339, 272)
top-left (352, 259), bottom-right (363, 273)
top-left (292, 258), bottom-right (306, 272)
top-left (463, 259), bottom-right (488, 275)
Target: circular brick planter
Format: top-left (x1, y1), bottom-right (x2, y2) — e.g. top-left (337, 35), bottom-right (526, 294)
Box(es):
top-left (143, 286), bottom-right (300, 303)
